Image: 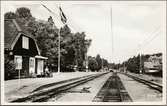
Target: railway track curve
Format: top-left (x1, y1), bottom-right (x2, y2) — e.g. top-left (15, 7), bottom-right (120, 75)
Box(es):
top-left (11, 72), bottom-right (108, 102)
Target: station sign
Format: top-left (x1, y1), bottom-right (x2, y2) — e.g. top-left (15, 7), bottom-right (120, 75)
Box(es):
top-left (14, 55), bottom-right (22, 70)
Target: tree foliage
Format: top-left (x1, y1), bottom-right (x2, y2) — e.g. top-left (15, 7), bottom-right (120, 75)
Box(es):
top-left (95, 54), bottom-right (102, 70)
top-left (88, 54), bottom-right (109, 71)
top-left (88, 56), bottom-right (98, 71)
top-left (16, 7), bottom-right (32, 19)
top-left (126, 55), bottom-right (140, 73)
top-left (5, 12), bottom-right (17, 19)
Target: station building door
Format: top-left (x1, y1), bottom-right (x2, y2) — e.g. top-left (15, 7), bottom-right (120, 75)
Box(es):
top-left (37, 59), bottom-right (44, 75)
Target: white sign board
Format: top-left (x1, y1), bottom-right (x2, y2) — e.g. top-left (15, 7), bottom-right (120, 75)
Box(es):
top-left (29, 57), bottom-right (35, 74)
top-left (14, 55), bottom-right (22, 70)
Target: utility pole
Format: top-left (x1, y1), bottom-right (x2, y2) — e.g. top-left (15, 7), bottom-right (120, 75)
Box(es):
top-left (110, 6), bottom-right (114, 64)
top-left (139, 43), bottom-right (142, 74)
top-left (102, 58), bottom-right (104, 71)
top-left (85, 44), bottom-right (88, 72)
top-left (58, 28), bottom-right (61, 73)
top-left (41, 4), bottom-right (62, 73)
top-left (139, 53), bottom-right (142, 74)
top-left (123, 62), bottom-right (126, 73)
top-left (118, 60), bottom-right (120, 72)
top-left (85, 53), bottom-right (88, 72)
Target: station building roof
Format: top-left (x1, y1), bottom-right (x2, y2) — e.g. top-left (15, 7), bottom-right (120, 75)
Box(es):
top-left (4, 19), bottom-right (40, 55)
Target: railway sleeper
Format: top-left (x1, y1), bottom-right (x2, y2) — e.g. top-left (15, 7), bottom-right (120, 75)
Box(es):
top-left (93, 72), bottom-right (132, 102)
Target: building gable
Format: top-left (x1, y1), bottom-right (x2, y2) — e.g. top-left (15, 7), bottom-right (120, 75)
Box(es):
top-left (13, 34), bottom-right (39, 57)
top-left (5, 19), bottom-right (40, 55)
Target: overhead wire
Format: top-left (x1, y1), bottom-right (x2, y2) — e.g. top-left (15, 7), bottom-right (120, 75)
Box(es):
top-left (122, 24), bottom-right (162, 64)
top-left (128, 24), bottom-right (161, 57)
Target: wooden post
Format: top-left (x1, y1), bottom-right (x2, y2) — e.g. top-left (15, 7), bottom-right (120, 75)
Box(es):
top-left (18, 69), bottom-right (21, 89)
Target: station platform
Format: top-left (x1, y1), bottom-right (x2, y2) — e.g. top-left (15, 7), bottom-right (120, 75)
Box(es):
top-left (125, 72), bottom-right (162, 85)
top-left (118, 73), bottom-right (162, 102)
top-left (4, 72), bottom-right (102, 102)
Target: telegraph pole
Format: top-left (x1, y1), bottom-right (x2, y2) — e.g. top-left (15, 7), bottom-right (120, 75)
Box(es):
top-left (85, 53), bottom-right (88, 72)
top-left (41, 4), bottom-right (62, 73)
top-left (138, 43), bottom-right (142, 74)
top-left (123, 62), bottom-right (126, 73)
top-left (85, 43), bottom-right (88, 72)
top-left (139, 53), bottom-right (142, 74)
top-left (110, 6), bottom-right (114, 64)
top-left (58, 28), bottom-right (61, 73)
top-left (118, 60), bottom-right (120, 72)
top-left (101, 58), bottom-right (104, 72)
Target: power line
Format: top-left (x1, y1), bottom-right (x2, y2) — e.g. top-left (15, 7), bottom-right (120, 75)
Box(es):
top-left (138, 26), bottom-right (161, 50)
top-left (128, 25), bottom-right (161, 57)
top-left (140, 29), bottom-right (161, 51)
top-left (137, 28), bottom-right (161, 53)
top-left (110, 6), bottom-right (114, 63)
top-left (138, 28), bottom-right (161, 74)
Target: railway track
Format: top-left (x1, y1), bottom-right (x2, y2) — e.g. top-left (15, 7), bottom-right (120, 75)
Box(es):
top-left (11, 72), bottom-right (108, 102)
top-left (123, 73), bottom-right (162, 92)
top-left (93, 72), bottom-right (132, 102)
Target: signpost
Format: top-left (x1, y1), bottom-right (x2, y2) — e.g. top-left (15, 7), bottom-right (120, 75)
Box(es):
top-left (14, 56), bottom-right (22, 88)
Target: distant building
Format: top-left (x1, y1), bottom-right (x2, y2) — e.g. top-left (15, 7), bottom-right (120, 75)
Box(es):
top-left (144, 55), bottom-right (162, 73)
top-left (5, 19), bottom-right (47, 79)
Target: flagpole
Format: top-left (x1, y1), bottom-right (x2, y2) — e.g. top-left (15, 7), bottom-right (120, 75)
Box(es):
top-left (58, 5), bottom-right (61, 73)
top-left (58, 27), bottom-right (61, 73)
top-left (110, 6), bottom-right (114, 63)
top-left (41, 4), bottom-right (67, 73)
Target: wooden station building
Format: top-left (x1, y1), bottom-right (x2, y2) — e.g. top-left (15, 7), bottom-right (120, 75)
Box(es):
top-left (5, 19), bottom-right (47, 79)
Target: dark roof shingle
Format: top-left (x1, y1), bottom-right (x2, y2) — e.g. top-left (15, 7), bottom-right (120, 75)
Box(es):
top-left (4, 19), bottom-right (18, 49)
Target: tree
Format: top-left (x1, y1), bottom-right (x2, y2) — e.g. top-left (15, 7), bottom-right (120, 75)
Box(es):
top-left (72, 32), bottom-right (91, 71)
top-left (5, 12), bottom-right (17, 19)
top-left (16, 7), bottom-right (32, 19)
top-left (9, 7), bottom-right (38, 35)
top-left (102, 58), bottom-right (108, 67)
top-left (126, 55), bottom-right (140, 73)
top-left (95, 54), bottom-right (102, 71)
top-left (34, 19), bottom-right (59, 71)
top-left (4, 54), bottom-right (15, 80)
top-left (88, 57), bottom-right (98, 72)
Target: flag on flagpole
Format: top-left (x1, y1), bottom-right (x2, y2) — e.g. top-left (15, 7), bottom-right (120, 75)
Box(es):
top-left (41, 4), bottom-right (63, 28)
top-left (59, 6), bottom-right (67, 24)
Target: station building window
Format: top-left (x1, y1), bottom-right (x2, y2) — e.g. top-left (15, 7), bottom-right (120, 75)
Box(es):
top-left (22, 36), bottom-right (29, 49)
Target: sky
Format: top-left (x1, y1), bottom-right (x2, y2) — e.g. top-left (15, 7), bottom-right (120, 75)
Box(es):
top-left (2, 1), bottom-right (166, 63)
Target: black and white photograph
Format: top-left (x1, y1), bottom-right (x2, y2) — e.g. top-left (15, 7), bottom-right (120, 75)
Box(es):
top-left (0, 0), bottom-right (166, 105)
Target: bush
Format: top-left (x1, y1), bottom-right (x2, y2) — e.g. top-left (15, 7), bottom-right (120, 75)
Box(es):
top-left (5, 55), bottom-right (16, 80)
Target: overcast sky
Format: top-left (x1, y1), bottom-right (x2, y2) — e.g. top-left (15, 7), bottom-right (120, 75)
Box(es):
top-left (2, 1), bottom-right (166, 63)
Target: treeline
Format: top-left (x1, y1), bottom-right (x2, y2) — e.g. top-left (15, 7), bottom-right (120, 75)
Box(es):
top-left (109, 53), bottom-right (162, 75)
top-left (88, 54), bottom-right (109, 71)
top-left (125, 53), bottom-right (162, 74)
top-left (5, 7), bottom-right (92, 72)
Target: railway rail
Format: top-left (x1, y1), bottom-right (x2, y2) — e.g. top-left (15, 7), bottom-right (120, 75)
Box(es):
top-left (123, 73), bottom-right (162, 93)
top-left (93, 72), bottom-right (132, 102)
top-left (11, 72), bottom-right (108, 102)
